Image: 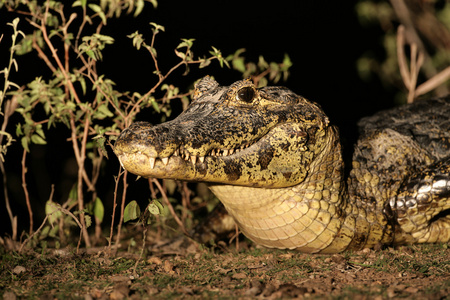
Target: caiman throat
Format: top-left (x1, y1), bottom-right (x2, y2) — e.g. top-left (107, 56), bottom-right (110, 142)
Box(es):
top-left (114, 76), bottom-right (450, 253)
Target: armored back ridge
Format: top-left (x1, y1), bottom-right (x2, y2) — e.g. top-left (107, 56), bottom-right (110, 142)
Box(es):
top-left (114, 76), bottom-right (450, 253)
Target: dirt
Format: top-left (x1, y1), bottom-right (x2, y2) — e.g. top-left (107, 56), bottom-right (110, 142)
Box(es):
top-left (1, 231), bottom-right (449, 300)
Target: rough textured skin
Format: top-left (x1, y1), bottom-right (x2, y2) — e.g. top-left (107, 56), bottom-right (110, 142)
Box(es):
top-left (114, 77), bottom-right (450, 253)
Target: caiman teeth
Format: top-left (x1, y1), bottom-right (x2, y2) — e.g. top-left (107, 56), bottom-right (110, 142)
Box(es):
top-left (142, 143), bottom-right (252, 169)
top-left (149, 157), bottom-right (156, 169)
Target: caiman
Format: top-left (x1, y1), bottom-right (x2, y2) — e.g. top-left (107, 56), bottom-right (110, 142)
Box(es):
top-left (114, 76), bottom-right (450, 253)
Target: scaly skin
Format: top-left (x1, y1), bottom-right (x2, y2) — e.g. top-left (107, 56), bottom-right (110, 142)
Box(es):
top-left (114, 76), bottom-right (450, 253)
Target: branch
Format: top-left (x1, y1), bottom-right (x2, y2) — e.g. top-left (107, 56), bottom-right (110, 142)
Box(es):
top-left (21, 149), bottom-right (33, 235)
top-left (415, 66), bottom-right (450, 97)
top-left (28, 3), bottom-right (82, 105)
top-left (152, 178), bottom-right (189, 236)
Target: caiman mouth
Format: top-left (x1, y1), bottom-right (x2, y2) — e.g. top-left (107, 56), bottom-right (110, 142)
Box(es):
top-left (115, 135), bottom-right (254, 171)
top-left (114, 120), bottom-right (272, 179)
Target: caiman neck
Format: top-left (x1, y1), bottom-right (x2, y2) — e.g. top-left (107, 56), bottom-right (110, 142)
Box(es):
top-left (209, 126), bottom-right (393, 253)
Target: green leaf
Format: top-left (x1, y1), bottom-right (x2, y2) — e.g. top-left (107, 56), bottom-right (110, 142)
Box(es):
top-left (94, 197), bottom-right (104, 222)
top-left (147, 202), bottom-right (160, 215)
top-left (91, 197), bottom-right (105, 222)
top-left (153, 199), bottom-right (165, 215)
top-left (134, 0), bottom-right (145, 16)
top-left (148, 46), bottom-right (157, 57)
top-left (174, 49), bottom-right (186, 60)
top-left (177, 38), bottom-right (195, 49)
top-left (199, 58), bottom-right (211, 69)
top-left (93, 135), bottom-right (108, 158)
top-left (78, 76), bottom-right (87, 95)
top-left (124, 200), bottom-right (141, 222)
top-left (20, 136), bottom-right (29, 152)
top-left (232, 57), bottom-right (246, 73)
top-left (88, 4), bottom-right (107, 24)
top-left (128, 31), bottom-right (144, 50)
top-left (35, 124), bottom-right (46, 139)
top-left (150, 22), bottom-right (165, 34)
top-left (16, 124), bottom-right (23, 136)
top-left (85, 215), bottom-right (92, 228)
top-left (95, 103), bottom-right (114, 119)
top-left (281, 53), bottom-right (293, 71)
top-left (72, 0), bottom-right (87, 8)
top-left (31, 134), bottom-right (46, 145)
top-left (150, 98), bottom-right (160, 113)
top-left (45, 200), bottom-right (62, 225)
top-left (67, 184), bottom-right (78, 208)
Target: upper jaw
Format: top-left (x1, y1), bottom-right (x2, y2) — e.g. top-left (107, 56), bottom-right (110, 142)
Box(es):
top-left (114, 124), bottom-right (254, 171)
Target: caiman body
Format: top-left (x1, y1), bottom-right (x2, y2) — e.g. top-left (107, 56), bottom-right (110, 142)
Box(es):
top-left (114, 77), bottom-right (450, 253)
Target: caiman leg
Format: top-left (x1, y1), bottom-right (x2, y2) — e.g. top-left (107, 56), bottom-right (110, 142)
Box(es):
top-left (393, 156), bottom-right (450, 244)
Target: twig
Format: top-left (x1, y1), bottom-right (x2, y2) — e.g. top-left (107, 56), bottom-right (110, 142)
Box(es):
top-left (19, 215), bottom-right (49, 253)
top-left (396, 25), bottom-right (424, 103)
top-left (0, 158), bottom-right (16, 241)
top-left (20, 185), bottom-right (54, 252)
top-left (32, 33), bottom-right (57, 73)
top-left (128, 56), bottom-right (222, 124)
top-left (114, 169), bottom-right (128, 254)
top-left (407, 43), bottom-right (424, 103)
top-left (251, 68), bottom-right (271, 87)
top-left (415, 66), bottom-right (450, 97)
top-left (0, 97), bottom-right (18, 240)
top-left (69, 116), bottom-right (91, 247)
top-left (180, 181), bottom-right (191, 224)
top-left (109, 167), bottom-right (125, 254)
top-left (132, 225), bottom-right (148, 276)
top-left (391, 0), bottom-right (449, 98)
top-left (21, 149), bottom-right (33, 235)
top-left (28, 2), bottom-right (82, 105)
top-left (152, 178), bottom-right (189, 236)
top-left (396, 26), bottom-right (410, 90)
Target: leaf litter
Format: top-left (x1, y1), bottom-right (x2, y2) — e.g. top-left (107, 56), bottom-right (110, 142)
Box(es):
top-left (1, 230), bottom-right (449, 299)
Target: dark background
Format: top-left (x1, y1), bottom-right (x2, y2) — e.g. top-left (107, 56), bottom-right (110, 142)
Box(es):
top-left (101, 0), bottom-right (394, 141)
top-left (0, 1), bottom-right (395, 235)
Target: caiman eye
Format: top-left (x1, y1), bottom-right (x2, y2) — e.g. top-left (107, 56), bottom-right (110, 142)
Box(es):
top-left (236, 86), bottom-right (255, 103)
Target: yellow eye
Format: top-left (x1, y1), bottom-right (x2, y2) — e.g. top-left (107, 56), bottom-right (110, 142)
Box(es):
top-left (236, 86), bottom-right (255, 103)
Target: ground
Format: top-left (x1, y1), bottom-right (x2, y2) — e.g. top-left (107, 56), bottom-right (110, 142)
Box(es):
top-left (1, 228), bottom-right (449, 300)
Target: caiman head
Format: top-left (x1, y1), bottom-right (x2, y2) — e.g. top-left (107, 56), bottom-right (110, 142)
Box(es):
top-left (114, 76), bottom-right (332, 188)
